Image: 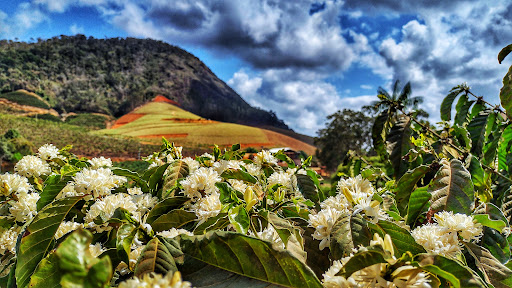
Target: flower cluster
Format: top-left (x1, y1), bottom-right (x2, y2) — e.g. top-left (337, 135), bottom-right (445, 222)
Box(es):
top-left (411, 211), bottom-right (483, 258)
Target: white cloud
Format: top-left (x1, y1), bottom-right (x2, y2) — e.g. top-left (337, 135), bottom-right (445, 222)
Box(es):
top-left (70, 23), bottom-right (84, 34)
top-left (360, 85), bottom-right (372, 90)
top-left (0, 10), bottom-right (10, 36)
top-left (14, 3), bottom-right (47, 30)
top-left (33, 0), bottom-right (76, 13)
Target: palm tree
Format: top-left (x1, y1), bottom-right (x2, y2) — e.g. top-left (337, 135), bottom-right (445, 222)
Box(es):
top-left (363, 80), bottom-right (428, 120)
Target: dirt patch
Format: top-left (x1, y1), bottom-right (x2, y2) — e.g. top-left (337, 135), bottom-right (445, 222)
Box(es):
top-left (153, 95), bottom-right (180, 106)
top-left (162, 118), bottom-right (217, 124)
top-left (111, 113), bottom-right (145, 128)
top-left (138, 133), bottom-right (188, 139)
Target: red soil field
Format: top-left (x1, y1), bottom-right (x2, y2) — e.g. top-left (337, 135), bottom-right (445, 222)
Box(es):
top-left (111, 113), bottom-right (145, 128)
top-left (153, 95), bottom-right (180, 106)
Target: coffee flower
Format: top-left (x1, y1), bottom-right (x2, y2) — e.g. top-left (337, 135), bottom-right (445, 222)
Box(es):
top-left (73, 168), bottom-right (127, 198)
top-left (15, 155), bottom-right (51, 178)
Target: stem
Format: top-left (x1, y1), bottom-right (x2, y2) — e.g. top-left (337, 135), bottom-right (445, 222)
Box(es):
top-left (467, 90), bottom-right (512, 121)
top-left (398, 108), bottom-right (512, 184)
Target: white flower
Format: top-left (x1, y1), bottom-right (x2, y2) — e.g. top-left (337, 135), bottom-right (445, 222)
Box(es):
top-left (337, 175), bottom-right (375, 197)
top-left (88, 156), bottom-right (113, 169)
top-left (0, 226), bottom-right (20, 255)
top-left (55, 221), bottom-right (83, 239)
top-left (434, 211), bottom-right (483, 242)
top-left (157, 228), bottom-right (193, 238)
top-left (37, 144), bottom-right (60, 161)
top-left (411, 223), bottom-right (461, 258)
top-left (9, 192), bottom-right (40, 222)
top-left (118, 272), bottom-right (192, 288)
top-left (254, 150), bottom-right (278, 166)
top-left (309, 207), bottom-right (343, 250)
top-left (322, 260), bottom-right (352, 288)
top-left (84, 193), bottom-right (138, 232)
top-left (0, 173), bottom-right (32, 196)
top-left (241, 163), bottom-right (261, 177)
top-left (15, 155), bottom-right (51, 178)
top-left (255, 225), bottom-right (284, 250)
top-left (268, 170), bottom-right (293, 190)
top-left (56, 183), bottom-right (83, 199)
top-left (182, 157), bottom-right (200, 173)
top-left (73, 168), bottom-right (127, 199)
top-left (132, 194), bottom-right (158, 214)
top-left (127, 187), bottom-right (143, 195)
top-left (116, 245), bottom-right (145, 274)
top-left (213, 160), bottom-right (240, 174)
top-left (392, 265), bottom-right (432, 288)
top-left (180, 167), bottom-right (221, 200)
top-left (192, 192), bottom-right (222, 223)
top-left (89, 242), bottom-right (105, 258)
top-left (320, 196), bottom-right (350, 213)
top-left (227, 179), bottom-right (247, 193)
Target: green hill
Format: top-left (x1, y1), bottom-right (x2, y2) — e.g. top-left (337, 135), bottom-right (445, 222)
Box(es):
top-left (0, 35), bottom-right (288, 130)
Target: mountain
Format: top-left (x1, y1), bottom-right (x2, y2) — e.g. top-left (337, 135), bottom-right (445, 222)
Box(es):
top-left (0, 35), bottom-right (288, 130)
top-left (100, 96), bottom-right (316, 155)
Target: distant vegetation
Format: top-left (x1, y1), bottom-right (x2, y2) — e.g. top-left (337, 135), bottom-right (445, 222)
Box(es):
top-left (0, 90), bottom-right (50, 109)
top-left (0, 35), bottom-right (288, 130)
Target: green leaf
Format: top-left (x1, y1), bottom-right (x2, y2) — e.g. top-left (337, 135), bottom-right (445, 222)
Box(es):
top-left (469, 155), bottom-right (486, 193)
top-left (454, 94), bottom-right (472, 126)
top-left (329, 213), bottom-right (370, 260)
top-left (371, 220), bottom-right (425, 256)
top-left (407, 186), bottom-right (431, 226)
top-left (414, 254), bottom-right (487, 288)
top-left (221, 169), bottom-right (257, 184)
top-left (500, 58), bottom-right (512, 119)
top-left (179, 231), bottom-right (322, 287)
top-left (180, 257), bottom-right (283, 287)
top-left (36, 175), bottom-right (71, 211)
top-left (386, 115), bottom-right (412, 179)
top-left (336, 248), bottom-right (387, 278)
top-left (134, 237), bottom-right (178, 278)
top-left (395, 165), bottom-right (430, 216)
top-left (465, 242), bottom-right (512, 287)
top-left (482, 226), bottom-right (510, 264)
top-left (498, 125), bottom-right (512, 172)
top-left (468, 110), bottom-right (490, 157)
top-left (292, 174), bottom-right (320, 205)
top-left (151, 210), bottom-right (197, 232)
top-left (228, 205), bottom-right (249, 234)
top-left (193, 213), bottom-right (229, 235)
top-left (452, 124), bottom-right (471, 149)
top-left (429, 159), bottom-right (474, 214)
top-left (112, 167), bottom-right (149, 193)
top-left (274, 150), bottom-right (296, 168)
top-left (441, 89), bottom-right (462, 121)
top-left (116, 224), bottom-right (138, 266)
top-left (372, 111), bottom-right (390, 159)
top-left (302, 228), bottom-right (331, 279)
top-left (16, 196), bottom-right (84, 288)
top-left (498, 43), bottom-right (512, 64)
top-left (29, 229), bottom-right (113, 288)
top-left (474, 203), bottom-right (509, 233)
top-left (216, 182), bottom-right (242, 204)
top-left (161, 160), bottom-right (189, 198)
top-left (146, 197), bottom-right (189, 225)
top-left (149, 163), bottom-right (171, 194)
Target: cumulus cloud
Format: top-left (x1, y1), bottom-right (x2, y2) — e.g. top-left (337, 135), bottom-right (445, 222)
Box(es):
top-left (228, 69), bottom-right (375, 135)
top-left (0, 10), bottom-right (9, 36)
top-left (70, 23), bottom-right (84, 34)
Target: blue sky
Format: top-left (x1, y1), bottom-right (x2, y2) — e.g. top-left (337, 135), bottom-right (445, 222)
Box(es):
top-left (1, 0), bottom-right (511, 136)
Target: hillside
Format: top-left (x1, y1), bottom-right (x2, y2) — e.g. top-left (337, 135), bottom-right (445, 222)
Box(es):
top-left (0, 35), bottom-right (288, 129)
top-left (100, 98), bottom-right (316, 155)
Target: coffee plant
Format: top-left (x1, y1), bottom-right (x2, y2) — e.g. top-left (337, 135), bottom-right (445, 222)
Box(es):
top-left (1, 45), bottom-right (512, 288)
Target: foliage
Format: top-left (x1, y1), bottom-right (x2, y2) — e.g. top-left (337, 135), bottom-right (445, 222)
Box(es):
top-left (65, 113), bottom-right (110, 129)
top-left (0, 90), bottom-right (50, 109)
top-left (315, 109), bottom-right (373, 171)
top-left (1, 44), bottom-right (512, 288)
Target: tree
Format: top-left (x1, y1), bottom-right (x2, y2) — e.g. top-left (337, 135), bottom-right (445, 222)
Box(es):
top-left (363, 80), bottom-right (428, 119)
top-left (315, 109), bottom-right (373, 171)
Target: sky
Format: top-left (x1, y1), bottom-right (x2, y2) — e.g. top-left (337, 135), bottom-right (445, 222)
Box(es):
top-left (0, 0), bottom-right (511, 136)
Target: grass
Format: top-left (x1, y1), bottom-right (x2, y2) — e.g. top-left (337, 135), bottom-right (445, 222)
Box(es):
top-left (0, 90), bottom-right (50, 109)
top-left (0, 113), bottom-right (157, 158)
top-left (65, 113), bottom-right (110, 129)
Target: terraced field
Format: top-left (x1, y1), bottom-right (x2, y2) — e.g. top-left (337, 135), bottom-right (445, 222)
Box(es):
top-left (99, 98), bottom-right (316, 154)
